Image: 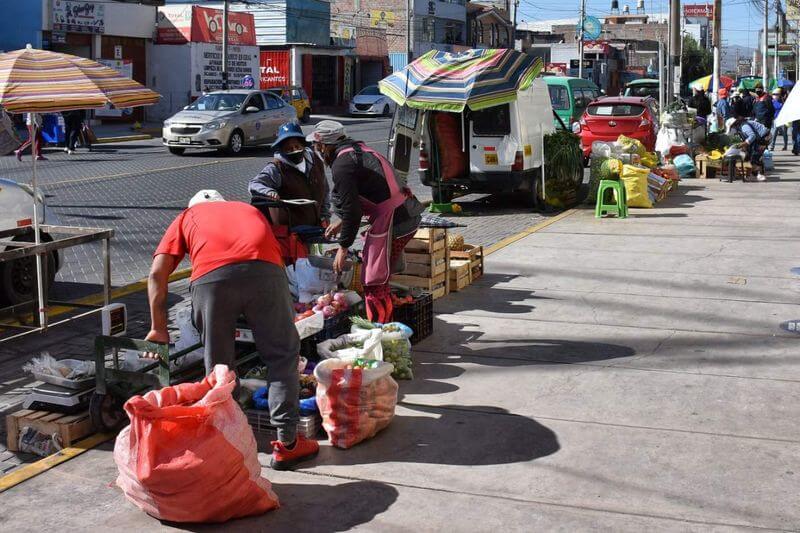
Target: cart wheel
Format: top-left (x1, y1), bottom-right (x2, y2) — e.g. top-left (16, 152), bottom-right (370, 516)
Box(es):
top-left (90, 392), bottom-right (127, 432)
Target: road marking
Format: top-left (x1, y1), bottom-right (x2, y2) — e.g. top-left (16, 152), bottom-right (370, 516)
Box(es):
top-left (0, 432), bottom-right (114, 493)
top-left (484, 209), bottom-right (577, 256)
top-left (46, 159), bottom-right (248, 187)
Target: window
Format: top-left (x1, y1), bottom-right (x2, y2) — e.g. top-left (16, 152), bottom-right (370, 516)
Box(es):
top-left (357, 86), bottom-right (381, 96)
top-left (245, 94), bottom-right (265, 111)
top-left (577, 88), bottom-right (595, 108)
top-left (472, 104), bottom-right (511, 136)
top-left (263, 93), bottom-right (283, 110)
top-left (292, 89), bottom-right (302, 99)
top-left (587, 104), bottom-right (645, 117)
top-left (422, 17), bottom-right (435, 42)
top-left (548, 86), bottom-right (569, 110)
top-left (444, 21), bottom-right (463, 44)
top-left (187, 93), bottom-right (246, 111)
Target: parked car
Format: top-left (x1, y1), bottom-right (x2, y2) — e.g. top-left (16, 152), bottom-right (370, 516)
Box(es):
top-left (162, 90), bottom-right (297, 156)
top-left (573, 96), bottom-right (660, 159)
top-left (544, 76), bottom-right (601, 130)
top-left (273, 86), bottom-right (312, 123)
top-left (623, 79), bottom-right (660, 99)
top-left (0, 179), bottom-right (61, 306)
top-left (349, 85), bottom-right (396, 117)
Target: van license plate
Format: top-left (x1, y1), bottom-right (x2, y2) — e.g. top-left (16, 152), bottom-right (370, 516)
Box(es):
top-left (484, 153), bottom-right (498, 165)
top-left (179, 137), bottom-right (191, 144)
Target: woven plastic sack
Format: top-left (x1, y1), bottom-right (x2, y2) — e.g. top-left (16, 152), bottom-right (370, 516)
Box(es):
top-left (114, 365), bottom-right (279, 523)
top-left (640, 152), bottom-right (659, 169)
top-left (647, 173), bottom-right (670, 203)
top-left (586, 157), bottom-right (622, 205)
top-left (617, 135), bottom-right (646, 156)
top-left (620, 164), bottom-right (653, 208)
top-left (314, 358), bottom-right (398, 449)
top-left (432, 112), bottom-right (467, 181)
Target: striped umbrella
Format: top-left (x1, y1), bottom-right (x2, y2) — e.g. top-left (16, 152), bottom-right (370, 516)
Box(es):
top-left (379, 49), bottom-right (544, 112)
top-left (0, 46), bottom-right (160, 113)
top-left (688, 74), bottom-right (734, 92)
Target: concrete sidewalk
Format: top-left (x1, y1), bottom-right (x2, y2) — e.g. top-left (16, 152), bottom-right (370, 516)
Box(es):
top-left (2, 154), bottom-right (799, 531)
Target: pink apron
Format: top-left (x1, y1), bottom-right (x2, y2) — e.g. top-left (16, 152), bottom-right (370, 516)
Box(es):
top-left (336, 143), bottom-right (407, 287)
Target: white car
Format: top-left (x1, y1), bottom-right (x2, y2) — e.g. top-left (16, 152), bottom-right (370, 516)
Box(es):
top-left (349, 85), bottom-right (395, 117)
top-left (0, 178), bottom-right (61, 305)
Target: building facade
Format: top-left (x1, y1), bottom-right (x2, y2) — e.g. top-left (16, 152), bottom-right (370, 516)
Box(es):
top-left (466, 3), bottom-right (512, 49)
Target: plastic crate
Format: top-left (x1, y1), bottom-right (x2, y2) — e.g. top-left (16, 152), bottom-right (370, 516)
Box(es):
top-left (392, 292), bottom-right (433, 345)
top-left (300, 303), bottom-right (366, 361)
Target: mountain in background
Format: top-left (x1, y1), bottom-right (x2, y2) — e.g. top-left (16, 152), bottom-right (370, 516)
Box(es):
top-left (721, 45), bottom-right (755, 75)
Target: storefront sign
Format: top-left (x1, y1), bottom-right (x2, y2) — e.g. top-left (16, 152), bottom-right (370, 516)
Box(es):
top-left (545, 63), bottom-right (568, 76)
top-left (53, 0), bottom-right (105, 34)
top-left (194, 43), bottom-right (259, 94)
top-left (683, 4), bottom-right (713, 19)
top-left (157, 5), bottom-right (256, 46)
top-left (331, 23), bottom-right (356, 47)
top-left (96, 60), bottom-right (133, 117)
top-left (370, 10), bottom-right (396, 28)
top-left (259, 50), bottom-right (290, 89)
top-left (583, 40), bottom-right (609, 54)
top-left (51, 31), bottom-right (67, 44)
top-left (114, 45), bottom-right (123, 59)
top-left (570, 59), bottom-right (593, 69)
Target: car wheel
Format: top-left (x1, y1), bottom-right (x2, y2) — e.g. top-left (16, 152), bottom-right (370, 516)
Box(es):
top-left (168, 147), bottom-right (185, 156)
top-left (301, 108), bottom-right (311, 123)
top-left (522, 175), bottom-right (541, 210)
top-left (382, 105), bottom-right (391, 117)
top-left (225, 129), bottom-right (245, 155)
top-left (0, 237), bottom-right (57, 307)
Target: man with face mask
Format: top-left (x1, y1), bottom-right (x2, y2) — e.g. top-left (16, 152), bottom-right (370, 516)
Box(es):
top-left (313, 120), bottom-right (424, 323)
top-left (752, 82), bottom-right (775, 129)
top-left (249, 121), bottom-right (330, 230)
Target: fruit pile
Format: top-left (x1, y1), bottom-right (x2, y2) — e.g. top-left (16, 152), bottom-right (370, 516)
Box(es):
top-left (294, 291), bottom-right (352, 321)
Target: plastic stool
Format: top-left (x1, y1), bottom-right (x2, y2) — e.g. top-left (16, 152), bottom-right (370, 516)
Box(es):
top-left (595, 180), bottom-right (628, 218)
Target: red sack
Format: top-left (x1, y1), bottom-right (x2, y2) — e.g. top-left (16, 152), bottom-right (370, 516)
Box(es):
top-left (432, 112), bottom-right (467, 181)
top-left (114, 365), bottom-right (279, 523)
top-left (314, 359), bottom-right (398, 449)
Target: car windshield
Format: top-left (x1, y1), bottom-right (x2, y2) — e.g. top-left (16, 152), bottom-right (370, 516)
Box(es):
top-left (187, 94), bottom-right (247, 111)
top-left (358, 86), bottom-right (381, 96)
top-left (587, 104), bottom-right (645, 117)
top-left (626, 85), bottom-right (659, 98)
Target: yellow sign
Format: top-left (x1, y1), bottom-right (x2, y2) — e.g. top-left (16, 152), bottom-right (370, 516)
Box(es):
top-left (524, 144), bottom-right (532, 156)
top-left (370, 10), bottom-right (396, 27)
top-left (788, 0), bottom-right (800, 20)
top-left (484, 153), bottom-right (498, 165)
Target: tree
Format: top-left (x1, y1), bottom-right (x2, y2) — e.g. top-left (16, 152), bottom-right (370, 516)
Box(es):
top-left (681, 35), bottom-right (713, 91)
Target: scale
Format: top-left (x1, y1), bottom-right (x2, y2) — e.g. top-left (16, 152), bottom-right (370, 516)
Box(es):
top-left (23, 382), bottom-right (95, 414)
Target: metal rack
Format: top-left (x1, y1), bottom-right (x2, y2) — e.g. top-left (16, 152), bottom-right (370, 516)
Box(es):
top-left (0, 224), bottom-right (114, 342)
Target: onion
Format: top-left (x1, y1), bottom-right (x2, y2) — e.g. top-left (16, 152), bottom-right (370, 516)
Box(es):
top-left (322, 305), bottom-right (336, 318)
top-left (333, 292), bottom-right (348, 305)
top-left (318, 293), bottom-right (333, 306)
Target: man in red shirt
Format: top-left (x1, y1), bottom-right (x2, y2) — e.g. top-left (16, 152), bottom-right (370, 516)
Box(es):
top-left (144, 190), bottom-right (318, 470)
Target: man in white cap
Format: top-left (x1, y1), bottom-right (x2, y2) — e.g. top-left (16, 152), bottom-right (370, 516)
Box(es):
top-left (144, 190), bottom-right (319, 470)
top-left (311, 120), bottom-right (424, 323)
top-left (726, 117), bottom-right (769, 182)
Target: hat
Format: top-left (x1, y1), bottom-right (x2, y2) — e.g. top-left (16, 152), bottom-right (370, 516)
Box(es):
top-left (310, 120), bottom-right (347, 144)
top-left (718, 88), bottom-right (728, 98)
top-left (772, 87), bottom-right (782, 95)
top-left (188, 190), bottom-right (225, 208)
top-left (272, 121), bottom-right (305, 149)
top-left (754, 81), bottom-right (764, 89)
top-left (725, 117), bottom-right (738, 134)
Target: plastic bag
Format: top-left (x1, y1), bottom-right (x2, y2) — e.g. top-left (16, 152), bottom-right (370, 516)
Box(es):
top-left (673, 154), bottom-right (695, 178)
top-left (114, 365), bottom-right (279, 523)
top-left (23, 354), bottom-right (94, 380)
top-left (287, 258), bottom-right (338, 303)
top-left (350, 322), bottom-right (414, 379)
top-left (620, 164), bottom-right (653, 208)
top-left (317, 329), bottom-right (384, 361)
top-left (591, 141), bottom-right (612, 158)
top-left (314, 358), bottom-right (398, 449)
top-left (763, 149), bottom-right (774, 171)
top-left (640, 152), bottom-right (659, 169)
top-left (497, 135), bottom-right (520, 166)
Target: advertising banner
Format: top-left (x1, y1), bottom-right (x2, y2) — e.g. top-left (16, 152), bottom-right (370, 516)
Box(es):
top-left (683, 4), bottom-right (713, 19)
top-left (157, 5), bottom-right (256, 45)
top-left (193, 43), bottom-right (259, 95)
top-left (53, 0), bottom-right (105, 34)
top-left (157, 5), bottom-right (193, 43)
top-left (259, 51), bottom-right (291, 89)
top-left (545, 63), bottom-right (568, 76)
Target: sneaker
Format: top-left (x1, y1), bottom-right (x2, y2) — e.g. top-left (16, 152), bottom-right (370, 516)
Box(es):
top-left (270, 435), bottom-right (319, 471)
top-left (67, 150), bottom-right (74, 155)
top-left (756, 173), bottom-right (767, 182)
top-left (15, 150), bottom-right (22, 162)
top-left (36, 155), bottom-right (47, 161)
top-left (63, 147), bottom-right (69, 153)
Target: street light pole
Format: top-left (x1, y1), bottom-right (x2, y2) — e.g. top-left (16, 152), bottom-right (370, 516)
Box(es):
top-left (669, 0), bottom-right (681, 102)
top-left (578, 0), bottom-right (586, 79)
top-left (774, 0), bottom-right (780, 82)
top-left (712, 0), bottom-right (721, 103)
top-left (222, 0), bottom-right (229, 90)
top-left (763, 0), bottom-right (769, 87)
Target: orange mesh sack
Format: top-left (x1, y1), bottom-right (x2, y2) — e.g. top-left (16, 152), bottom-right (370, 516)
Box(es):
top-left (113, 365), bottom-right (279, 523)
top-left (314, 359), bottom-right (398, 449)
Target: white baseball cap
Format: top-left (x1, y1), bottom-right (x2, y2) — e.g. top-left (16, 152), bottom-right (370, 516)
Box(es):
top-left (188, 189), bottom-right (225, 208)
top-left (725, 117), bottom-right (738, 134)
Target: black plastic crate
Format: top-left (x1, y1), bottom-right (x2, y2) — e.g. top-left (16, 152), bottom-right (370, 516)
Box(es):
top-left (301, 303), bottom-right (366, 361)
top-left (392, 292), bottom-right (433, 345)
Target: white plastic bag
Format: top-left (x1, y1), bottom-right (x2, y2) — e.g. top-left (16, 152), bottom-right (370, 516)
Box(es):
top-left (591, 141), bottom-right (612, 158)
top-left (317, 329), bottom-right (384, 361)
top-left (288, 258), bottom-right (338, 303)
top-left (497, 135), bottom-right (520, 166)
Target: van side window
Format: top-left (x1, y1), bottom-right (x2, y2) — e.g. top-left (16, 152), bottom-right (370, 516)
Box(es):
top-left (548, 86), bottom-right (569, 110)
top-left (472, 104), bottom-right (510, 136)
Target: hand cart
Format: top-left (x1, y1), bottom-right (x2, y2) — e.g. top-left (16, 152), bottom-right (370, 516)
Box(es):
top-left (251, 197), bottom-right (327, 265)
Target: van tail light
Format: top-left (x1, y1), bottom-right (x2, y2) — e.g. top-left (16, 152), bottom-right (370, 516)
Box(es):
top-left (419, 144), bottom-right (429, 171)
top-left (512, 151), bottom-right (524, 172)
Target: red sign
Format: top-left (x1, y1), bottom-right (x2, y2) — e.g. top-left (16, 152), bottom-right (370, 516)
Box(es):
top-left (260, 51), bottom-right (290, 89)
top-left (157, 5), bottom-right (256, 46)
top-left (546, 63), bottom-right (568, 76)
top-left (683, 4), bottom-right (713, 18)
top-left (584, 40), bottom-right (610, 54)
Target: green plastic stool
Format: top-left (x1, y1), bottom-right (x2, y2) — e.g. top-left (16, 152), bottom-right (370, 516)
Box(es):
top-left (595, 180), bottom-right (628, 218)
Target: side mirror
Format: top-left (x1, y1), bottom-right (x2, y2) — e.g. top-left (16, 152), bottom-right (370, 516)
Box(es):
top-left (245, 106), bottom-right (260, 114)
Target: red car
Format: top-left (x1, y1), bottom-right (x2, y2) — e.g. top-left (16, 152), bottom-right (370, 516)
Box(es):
top-left (573, 96), bottom-right (660, 159)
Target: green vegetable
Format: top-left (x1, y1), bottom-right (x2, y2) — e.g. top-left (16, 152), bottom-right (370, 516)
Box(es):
top-left (544, 130), bottom-right (584, 207)
top-left (350, 316), bottom-right (376, 330)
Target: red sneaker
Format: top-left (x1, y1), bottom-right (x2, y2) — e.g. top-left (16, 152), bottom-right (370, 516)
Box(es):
top-left (270, 435), bottom-right (319, 471)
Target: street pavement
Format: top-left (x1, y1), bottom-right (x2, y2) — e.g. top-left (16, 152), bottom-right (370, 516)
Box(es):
top-left (1, 152), bottom-right (798, 530)
top-left (0, 115), bottom-right (545, 301)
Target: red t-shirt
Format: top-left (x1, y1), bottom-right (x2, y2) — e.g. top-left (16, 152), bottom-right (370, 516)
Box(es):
top-left (155, 201), bottom-right (283, 281)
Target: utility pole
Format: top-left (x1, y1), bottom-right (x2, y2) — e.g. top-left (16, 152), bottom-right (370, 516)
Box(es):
top-left (763, 0), bottom-right (770, 87)
top-left (658, 41), bottom-right (665, 111)
top-left (578, 0), bottom-right (586, 79)
top-left (407, 0), bottom-right (413, 65)
top-left (712, 0), bottom-right (721, 103)
top-left (774, 0), bottom-right (781, 81)
top-left (669, 0), bottom-right (681, 102)
top-left (222, 0), bottom-right (229, 90)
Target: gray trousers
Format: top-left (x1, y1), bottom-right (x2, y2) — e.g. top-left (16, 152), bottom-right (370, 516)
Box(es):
top-left (191, 261), bottom-right (300, 443)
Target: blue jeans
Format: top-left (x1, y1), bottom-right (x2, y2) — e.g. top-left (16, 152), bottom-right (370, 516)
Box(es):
top-left (770, 124), bottom-right (788, 150)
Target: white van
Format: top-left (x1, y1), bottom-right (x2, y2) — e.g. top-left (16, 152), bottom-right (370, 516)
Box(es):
top-left (387, 78), bottom-right (556, 206)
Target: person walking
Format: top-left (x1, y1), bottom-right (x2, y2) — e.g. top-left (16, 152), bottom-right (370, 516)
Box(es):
top-left (734, 87), bottom-right (755, 118)
top-left (769, 88), bottom-right (788, 151)
top-left (715, 88), bottom-right (734, 131)
top-left (726, 117), bottom-right (770, 182)
top-left (14, 112), bottom-right (46, 161)
top-left (62, 109), bottom-right (85, 155)
top-left (752, 82), bottom-right (775, 129)
top-left (310, 120), bottom-right (424, 323)
top-left (143, 190), bottom-right (319, 470)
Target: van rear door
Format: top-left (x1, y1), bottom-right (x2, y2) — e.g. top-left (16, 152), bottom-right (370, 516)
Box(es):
top-left (387, 105), bottom-right (422, 186)
top-left (469, 103), bottom-right (514, 173)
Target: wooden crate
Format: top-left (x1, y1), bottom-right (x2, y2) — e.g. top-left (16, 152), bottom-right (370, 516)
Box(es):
top-left (451, 245), bottom-right (484, 281)
top-left (694, 154), bottom-right (722, 180)
top-left (391, 272), bottom-right (449, 300)
top-left (6, 409), bottom-right (94, 452)
top-left (405, 228), bottom-right (448, 254)
top-left (449, 259), bottom-right (472, 292)
top-left (402, 248), bottom-right (448, 278)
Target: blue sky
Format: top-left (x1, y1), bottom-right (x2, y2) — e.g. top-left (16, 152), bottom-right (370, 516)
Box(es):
top-left (516, 0), bottom-right (775, 49)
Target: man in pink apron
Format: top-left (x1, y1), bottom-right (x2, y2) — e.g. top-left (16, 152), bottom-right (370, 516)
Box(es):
top-left (311, 121), bottom-right (423, 323)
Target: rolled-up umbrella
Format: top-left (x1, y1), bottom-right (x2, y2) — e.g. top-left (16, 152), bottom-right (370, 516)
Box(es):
top-left (0, 45), bottom-right (160, 328)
